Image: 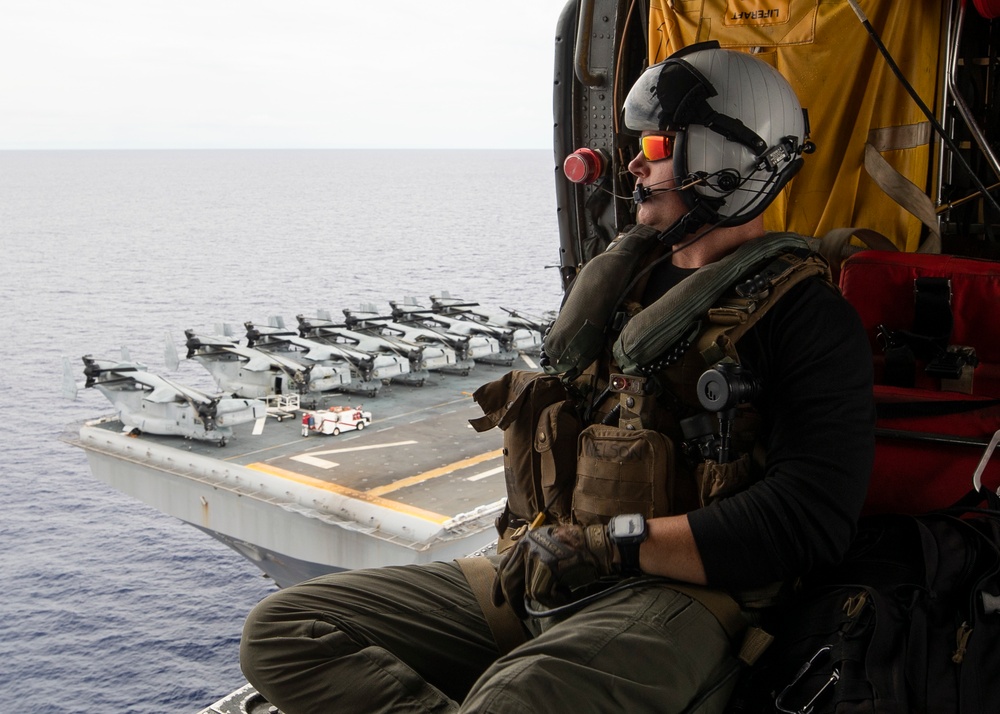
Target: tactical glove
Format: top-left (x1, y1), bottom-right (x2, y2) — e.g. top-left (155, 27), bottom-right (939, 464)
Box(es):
top-left (494, 523), bottom-right (615, 618)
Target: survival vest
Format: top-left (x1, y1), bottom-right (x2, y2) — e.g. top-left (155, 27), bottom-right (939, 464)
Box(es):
top-left (471, 226), bottom-right (832, 554)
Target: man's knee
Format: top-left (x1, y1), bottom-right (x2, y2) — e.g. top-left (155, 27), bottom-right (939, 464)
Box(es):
top-left (462, 654), bottom-right (562, 712)
top-left (240, 591), bottom-right (287, 682)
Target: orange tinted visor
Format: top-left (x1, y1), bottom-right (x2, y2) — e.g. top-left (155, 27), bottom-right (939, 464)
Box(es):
top-left (640, 134), bottom-right (675, 162)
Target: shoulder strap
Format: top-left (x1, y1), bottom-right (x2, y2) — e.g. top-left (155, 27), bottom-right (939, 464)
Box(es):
top-left (456, 557), bottom-right (529, 656)
top-left (696, 248), bottom-right (832, 367)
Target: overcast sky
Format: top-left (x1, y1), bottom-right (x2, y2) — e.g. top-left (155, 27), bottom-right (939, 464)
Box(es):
top-left (1, 1), bottom-right (569, 150)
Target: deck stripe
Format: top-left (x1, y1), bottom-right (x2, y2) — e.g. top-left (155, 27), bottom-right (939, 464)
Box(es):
top-left (290, 440), bottom-right (419, 469)
top-left (245, 462), bottom-right (451, 524)
top-left (366, 449), bottom-right (503, 496)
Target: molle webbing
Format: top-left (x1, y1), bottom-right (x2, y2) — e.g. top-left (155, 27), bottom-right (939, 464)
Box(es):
top-left (542, 224), bottom-right (663, 377)
top-left (695, 250), bottom-right (832, 368)
top-left (613, 233), bottom-right (821, 375)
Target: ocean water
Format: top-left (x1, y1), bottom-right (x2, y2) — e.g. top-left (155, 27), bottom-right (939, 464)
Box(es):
top-left (0, 150), bottom-right (565, 711)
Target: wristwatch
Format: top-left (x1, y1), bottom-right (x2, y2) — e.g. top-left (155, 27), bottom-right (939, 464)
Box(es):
top-left (608, 513), bottom-right (647, 576)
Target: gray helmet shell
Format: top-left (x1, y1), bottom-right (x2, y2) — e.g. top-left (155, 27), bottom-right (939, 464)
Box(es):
top-left (623, 43), bottom-right (806, 225)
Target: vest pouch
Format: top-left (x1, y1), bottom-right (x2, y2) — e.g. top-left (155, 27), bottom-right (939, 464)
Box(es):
top-left (696, 453), bottom-right (754, 508)
top-left (471, 370), bottom-right (573, 524)
top-left (572, 424), bottom-right (673, 526)
top-left (535, 399), bottom-right (582, 522)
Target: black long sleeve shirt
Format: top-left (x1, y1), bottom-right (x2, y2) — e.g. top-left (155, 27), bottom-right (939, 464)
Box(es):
top-left (686, 277), bottom-right (876, 587)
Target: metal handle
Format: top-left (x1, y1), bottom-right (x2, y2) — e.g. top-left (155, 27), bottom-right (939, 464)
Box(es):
top-left (574, 0), bottom-right (608, 88)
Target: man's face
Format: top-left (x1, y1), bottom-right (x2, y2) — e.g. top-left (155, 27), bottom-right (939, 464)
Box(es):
top-left (627, 131), bottom-right (689, 230)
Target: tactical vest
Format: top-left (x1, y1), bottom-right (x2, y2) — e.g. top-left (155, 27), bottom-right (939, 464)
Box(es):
top-left (471, 226), bottom-right (832, 553)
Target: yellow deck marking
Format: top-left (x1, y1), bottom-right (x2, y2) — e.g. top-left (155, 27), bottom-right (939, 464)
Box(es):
top-left (366, 449), bottom-right (503, 497)
top-left (246, 462), bottom-right (451, 524)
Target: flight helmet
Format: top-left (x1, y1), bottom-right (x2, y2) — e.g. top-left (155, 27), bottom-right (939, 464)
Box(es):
top-left (623, 41), bottom-right (811, 227)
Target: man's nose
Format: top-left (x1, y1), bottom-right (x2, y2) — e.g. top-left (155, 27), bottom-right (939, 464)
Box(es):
top-left (627, 151), bottom-right (647, 177)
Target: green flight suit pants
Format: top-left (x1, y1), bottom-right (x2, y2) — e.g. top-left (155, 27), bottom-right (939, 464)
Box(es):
top-left (240, 559), bottom-right (741, 714)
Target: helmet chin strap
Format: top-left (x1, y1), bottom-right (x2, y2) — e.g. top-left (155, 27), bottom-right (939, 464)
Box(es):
top-left (652, 203), bottom-right (718, 248)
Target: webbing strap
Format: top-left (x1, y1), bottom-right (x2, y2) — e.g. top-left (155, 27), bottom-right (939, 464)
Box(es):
top-left (863, 124), bottom-right (941, 253)
top-left (667, 584), bottom-right (772, 666)
top-left (456, 557), bottom-right (528, 656)
top-left (913, 277), bottom-right (953, 340)
top-left (810, 226), bottom-right (898, 268)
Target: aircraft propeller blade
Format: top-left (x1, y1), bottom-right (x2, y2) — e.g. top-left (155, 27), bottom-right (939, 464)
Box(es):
top-left (62, 357), bottom-right (80, 400)
top-left (165, 333), bottom-right (180, 372)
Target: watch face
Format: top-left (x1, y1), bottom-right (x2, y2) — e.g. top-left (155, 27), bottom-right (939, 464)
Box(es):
top-left (611, 514), bottom-right (646, 543)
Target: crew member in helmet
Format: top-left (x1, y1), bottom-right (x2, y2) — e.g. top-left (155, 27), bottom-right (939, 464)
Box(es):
top-left (240, 43), bottom-right (874, 714)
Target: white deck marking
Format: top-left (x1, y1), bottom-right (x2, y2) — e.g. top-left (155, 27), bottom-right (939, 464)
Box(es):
top-left (520, 353), bottom-right (538, 369)
top-left (466, 465), bottom-right (503, 482)
top-left (290, 440), bottom-right (418, 470)
top-left (292, 454), bottom-right (342, 469)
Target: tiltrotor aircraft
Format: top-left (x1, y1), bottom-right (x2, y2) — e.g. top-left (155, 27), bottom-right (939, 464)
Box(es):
top-left (428, 294), bottom-right (547, 353)
top-left (295, 311), bottom-right (436, 386)
top-left (341, 306), bottom-right (467, 375)
top-left (180, 328), bottom-right (350, 402)
top-left (66, 354), bottom-right (265, 446)
top-left (343, 306), bottom-right (474, 375)
top-left (244, 318), bottom-right (411, 396)
top-left (389, 299), bottom-right (513, 366)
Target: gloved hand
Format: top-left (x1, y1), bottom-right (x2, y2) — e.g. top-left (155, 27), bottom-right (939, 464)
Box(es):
top-left (494, 523), bottom-right (615, 617)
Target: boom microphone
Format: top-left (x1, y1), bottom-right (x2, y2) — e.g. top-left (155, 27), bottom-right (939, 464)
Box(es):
top-left (633, 179), bottom-right (683, 204)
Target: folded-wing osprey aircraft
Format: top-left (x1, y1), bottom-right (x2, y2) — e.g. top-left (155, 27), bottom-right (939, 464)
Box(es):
top-left (181, 329), bottom-right (350, 401)
top-left (429, 295), bottom-right (547, 353)
top-left (67, 355), bottom-right (265, 446)
top-left (342, 307), bottom-right (465, 375)
top-left (244, 319), bottom-right (410, 396)
top-left (295, 312), bottom-right (432, 385)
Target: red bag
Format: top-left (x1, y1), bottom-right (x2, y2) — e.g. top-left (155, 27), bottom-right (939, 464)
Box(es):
top-left (839, 251), bottom-right (1000, 514)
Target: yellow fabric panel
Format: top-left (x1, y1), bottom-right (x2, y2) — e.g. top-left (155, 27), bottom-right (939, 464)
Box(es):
top-left (647, 0), bottom-right (945, 252)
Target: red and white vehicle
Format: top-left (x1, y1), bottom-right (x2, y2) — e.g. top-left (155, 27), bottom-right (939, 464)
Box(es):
top-left (303, 406), bottom-right (372, 436)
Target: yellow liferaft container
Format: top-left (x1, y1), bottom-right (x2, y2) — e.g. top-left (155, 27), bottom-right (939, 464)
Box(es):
top-left (648, 0), bottom-right (945, 252)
